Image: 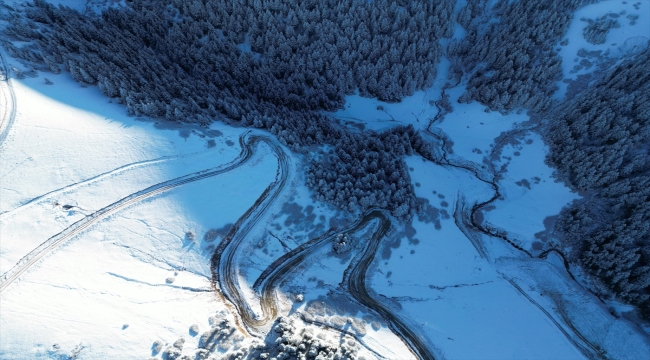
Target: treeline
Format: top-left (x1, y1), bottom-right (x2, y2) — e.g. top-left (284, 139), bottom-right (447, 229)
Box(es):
top-left (3, 0), bottom-right (454, 220)
top-left (8, 0), bottom-right (453, 121)
top-left (544, 49), bottom-right (650, 317)
top-left (449, 0), bottom-right (596, 112)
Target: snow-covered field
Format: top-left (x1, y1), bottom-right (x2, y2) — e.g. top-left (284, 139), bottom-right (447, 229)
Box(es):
top-left (2, 1), bottom-right (650, 359)
top-left (481, 131), bottom-right (581, 251)
top-left (0, 65), bottom-right (276, 358)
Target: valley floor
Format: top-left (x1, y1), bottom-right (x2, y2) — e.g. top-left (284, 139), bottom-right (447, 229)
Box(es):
top-left (2, 1), bottom-right (650, 355)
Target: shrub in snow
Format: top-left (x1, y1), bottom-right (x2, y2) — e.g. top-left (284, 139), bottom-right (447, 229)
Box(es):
top-left (203, 229), bottom-right (220, 243)
top-left (166, 277), bottom-right (175, 284)
top-left (249, 316), bottom-right (364, 360)
top-left (11, 66), bottom-right (24, 79)
top-left (582, 15), bottom-right (620, 45)
top-left (173, 337), bottom-right (185, 349)
top-left (163, 347), bottom-right (182, 360)
top-left (189, 324), bottom-right (199, 336)
top-left (370, 321), bottom-right (381, 331)
top-left (151, 340), bottom-right (164, 355)
top-left (332, 234), bottom-right (350, 254)
top-left (329, 316), bottom-right (346, 327)
top-left (349, 319), bottom-right (367, 336)
top-left (195, 349), bottom-right (209, 360)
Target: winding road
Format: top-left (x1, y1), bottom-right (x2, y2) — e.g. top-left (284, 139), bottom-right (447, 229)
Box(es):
top-left (0, 131), bottom-right (272, 293)
top-left (210, 136), bottom-right (292, 336)
top-left (252, 210), bottom-right (384, 326)
top-left (249, 208), bottom-right (433, 360)
top-left (342, 211), bottom-right (436, 360)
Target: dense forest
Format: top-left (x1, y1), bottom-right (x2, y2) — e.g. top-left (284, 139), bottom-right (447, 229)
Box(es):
top-left (450, 0), bottom-right (596, 112)
top-left (6, 0), bottom-right (452, 120)
top-left (306, 125), bottom-right (433, 218)
top-left (544, 48), bottom-right (650, 316)
top-left (3, 0), bottom-right (454, 220)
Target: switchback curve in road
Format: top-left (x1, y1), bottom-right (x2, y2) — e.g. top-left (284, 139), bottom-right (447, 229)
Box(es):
top-left (0, 131), bottom-right (271, 293)
top-left (251, 209), bottom-right (434, 360)
top-left (252, 210), bottom-right (384, 327)
top-left (210, 136), bottom-right (293, 336)
top-left (342, 210), bottom-right (437, 360)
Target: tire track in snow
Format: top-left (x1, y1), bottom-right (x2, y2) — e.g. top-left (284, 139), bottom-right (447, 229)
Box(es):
top-left (0, 151), bottom-right (206, 218)
top-left (505, 279), bottom-right (605, 360)
top-left (0, 131), bottom-right (268, 293)
top-left (0, 51), bottom-right (17, 148)
top-left (341, 211), bottom-right (437, 360)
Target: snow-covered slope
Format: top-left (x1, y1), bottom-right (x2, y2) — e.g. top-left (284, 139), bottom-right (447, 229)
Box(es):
top-left (0, 67), bottom-right (273, 358)
top-left (2, 1), bottom-right (650, 359)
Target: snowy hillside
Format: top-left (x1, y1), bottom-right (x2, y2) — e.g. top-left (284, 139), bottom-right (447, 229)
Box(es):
top-left (1, 0), bottom-right (650, 359)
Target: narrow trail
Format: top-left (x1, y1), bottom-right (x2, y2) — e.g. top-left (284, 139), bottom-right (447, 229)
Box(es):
top-left (0, 51), bottom-right (17, 148)
top-left (0, 132), bottom-right (265, 293)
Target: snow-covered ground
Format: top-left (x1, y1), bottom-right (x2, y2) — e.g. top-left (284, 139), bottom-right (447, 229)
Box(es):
top-left (0, 64), bottom-right (276, 358)
top-left (3, 1), bottom-right (650, 358)
top-left (373, 157), bottom-right (586, 360)
top-left (1, 158), bottom-right (276, 358)
top-left (435, 85), bottom-right (529, 165)
top-left (329, 57), bottom-right (454, 134)
top-left (481, 131), bottom-right (581, 251)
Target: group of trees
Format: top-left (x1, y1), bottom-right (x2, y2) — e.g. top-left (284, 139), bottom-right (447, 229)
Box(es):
top-left (544, 48), bottom-right (650, 316)
top-left (582, 14), bottom-right (620, 45)
top-left (306, 125), bottom-right (433, 219)
top-left (449, 0), bottom-right (596, 112)
top-left (4, 0), bottom-right (454, 220)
